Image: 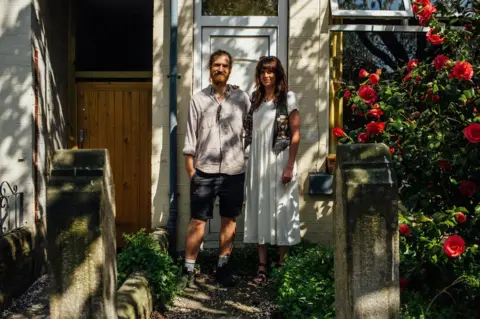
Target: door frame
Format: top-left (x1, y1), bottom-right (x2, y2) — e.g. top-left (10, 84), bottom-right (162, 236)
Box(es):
top-left (193, 0), bottom-right (289, 93)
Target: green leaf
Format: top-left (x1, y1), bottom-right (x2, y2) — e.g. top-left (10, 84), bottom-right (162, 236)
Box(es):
top-left (449, 177), bottom-right (458, 185)
top-left (463, 88), bottom-right (475, 99)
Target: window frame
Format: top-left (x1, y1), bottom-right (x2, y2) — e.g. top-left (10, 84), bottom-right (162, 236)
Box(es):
top-left (328, 24), bottom-right (428, 154)
top-left (330, 0), bottom-right (415, 18)
top-left (196, 0), bottom-right (287, 25)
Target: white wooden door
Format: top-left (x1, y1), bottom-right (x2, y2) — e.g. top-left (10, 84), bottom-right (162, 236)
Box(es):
top-left (201, 28), bottom-right (277, 247)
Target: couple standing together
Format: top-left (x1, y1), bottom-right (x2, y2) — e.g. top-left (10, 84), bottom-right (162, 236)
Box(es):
top-left (181, 50), bottom-right (301, 287)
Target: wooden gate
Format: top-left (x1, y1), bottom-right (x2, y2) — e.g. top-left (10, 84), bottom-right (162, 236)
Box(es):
top-left (76, 82), bottom-right (152, 245)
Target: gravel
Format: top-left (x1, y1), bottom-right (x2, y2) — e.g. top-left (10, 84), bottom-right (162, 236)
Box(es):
top-left (160, 273), bottom-right (279, 319)
top-left (1, 275), bottom-right (50, 319)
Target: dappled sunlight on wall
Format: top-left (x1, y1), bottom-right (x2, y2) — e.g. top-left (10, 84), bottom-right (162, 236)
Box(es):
top-left (288, 0), bottom-right (334, 246)
top-left (151, 0), bottom-right (171, 229)
top-left (0, 1), bottom-right (35, 233)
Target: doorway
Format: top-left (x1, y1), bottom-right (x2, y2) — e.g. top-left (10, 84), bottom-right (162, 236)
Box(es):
top-left (194, 0), bottom-right (288, 247)
top-left (73, 0), bottom-right (153, 246)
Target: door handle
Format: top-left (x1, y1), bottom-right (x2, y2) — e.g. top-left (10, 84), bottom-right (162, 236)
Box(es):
top-left (79, 129), bottom-right (85, 148)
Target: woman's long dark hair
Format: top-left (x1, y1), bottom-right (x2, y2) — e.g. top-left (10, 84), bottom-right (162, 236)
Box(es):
top-left (251, 56), bottom-right (288, 111)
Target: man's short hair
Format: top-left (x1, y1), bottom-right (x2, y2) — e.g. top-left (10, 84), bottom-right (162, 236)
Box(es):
top-left (208, 50), bottom-right (233, 70)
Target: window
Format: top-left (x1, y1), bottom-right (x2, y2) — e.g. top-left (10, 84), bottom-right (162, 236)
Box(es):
top-left (202, 0), bottom-right (278, 16)
top-left (330, 0), bottom-right (414, 17)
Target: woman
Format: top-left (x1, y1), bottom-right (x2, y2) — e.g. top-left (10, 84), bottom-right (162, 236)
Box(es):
top-left (244, 56), bottom-right (301, 284)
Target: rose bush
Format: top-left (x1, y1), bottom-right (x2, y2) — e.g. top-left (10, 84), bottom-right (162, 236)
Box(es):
top-left (334, 0), bottom-right (480, 316)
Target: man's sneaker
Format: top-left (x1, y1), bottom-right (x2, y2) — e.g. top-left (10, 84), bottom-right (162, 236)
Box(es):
top-left (215, 264), bottom-right (236, 287)
top-left (179, 267), bottom-right (195, 288)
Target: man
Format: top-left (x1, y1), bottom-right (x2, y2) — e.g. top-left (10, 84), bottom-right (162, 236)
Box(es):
top-left (181, 50), bottom-right (250, 287)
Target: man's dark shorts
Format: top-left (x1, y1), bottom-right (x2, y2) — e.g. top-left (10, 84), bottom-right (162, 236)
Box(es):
top-left (190, 170), bottom-right (245, 220)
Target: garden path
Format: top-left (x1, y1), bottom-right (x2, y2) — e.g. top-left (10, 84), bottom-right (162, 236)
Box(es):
top-left (158, 273), bottom-right (278, 319)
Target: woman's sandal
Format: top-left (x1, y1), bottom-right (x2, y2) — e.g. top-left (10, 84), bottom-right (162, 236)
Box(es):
top-left (253, 263), bottom-right (268, 284)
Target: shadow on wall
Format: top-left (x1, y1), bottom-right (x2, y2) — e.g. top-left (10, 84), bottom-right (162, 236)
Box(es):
top-left (0, 4), bottom-right (34, 234)
top-left (151, 0), bottom-right (170, 228)
top-left (0, 0), bottom-right (70, 286)
top-left (150, 0), bottom-right (334, 248)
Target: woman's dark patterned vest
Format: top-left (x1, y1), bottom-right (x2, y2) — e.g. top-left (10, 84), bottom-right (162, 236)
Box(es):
top-left (244, 92), bottom-right (291, 155)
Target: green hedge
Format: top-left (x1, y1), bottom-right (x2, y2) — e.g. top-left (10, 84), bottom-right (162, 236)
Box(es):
top-left (271, 245), bottom-right (335, 319)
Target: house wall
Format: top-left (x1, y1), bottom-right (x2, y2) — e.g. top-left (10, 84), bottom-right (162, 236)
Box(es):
top-left (151, 0), bottom-right (196, 250)
top-left (0, 0), bottom-right (34, 233)
top-left (152, 0), bottom-right (334, 250)
top-left (288, 0), bottom-right (333, 246)
top-left (31, 0), bottom-right (70, 229)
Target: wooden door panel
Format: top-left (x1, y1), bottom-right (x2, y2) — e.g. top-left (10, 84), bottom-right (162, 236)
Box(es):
top-left (77, 82), bottom-right (152, 246)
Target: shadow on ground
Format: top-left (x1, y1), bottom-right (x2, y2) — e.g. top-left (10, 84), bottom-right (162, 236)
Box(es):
top-left (160, 274), bottom-right (278, 319)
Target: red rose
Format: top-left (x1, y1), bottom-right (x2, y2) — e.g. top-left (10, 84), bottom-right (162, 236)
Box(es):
top-left (459, 180), bottom-right (478, 197)
top-left (452, 61), bottom-right (474, 81)
top-left (432, 95), bottom-right (440, 102)
top-left (403, 72), bottom-right (412, 82)
top-left (434, 55), bottom-right (450, 71)
top-left (358, 85), bottom-right (378, 104)
top-left (376, 69), bottom-right (382, 75)
top-left (389, 147), bottom-right (395, 153)
top-left (366, 121), bottom-right (385, 135)
top-left (439, 159), bottom-right (451, 170)
top-left (427, 28), bottom-right (445, 45)
top-left (443, 235), bottom-right (465, 258)
top-left (359, 69), bottom-right (369, 78)
top-left (463, 123), bottom-right (480, 143)
top-left (399, 224), bottom-right (410, 236)
top-left (357, 132), bottom-right (368, 143)
top-left (417, 4), bottom-right (437, 21)
top-left (344, 89), bottom-right (352, 101)
top-left (399, 277), bottom-right (407, 292)
top-left (369, 73), bottom-right (380, 85)
top-left (367, 108), bottom-right (384, 119)
top-left (333, 127), bottom-right (346, 138)
top-left (455, 212), bottom-right (467, 223)
top-left (407, 59), bottom-right (418, 71)
top-left (414, 0), bottom-right (431, 7)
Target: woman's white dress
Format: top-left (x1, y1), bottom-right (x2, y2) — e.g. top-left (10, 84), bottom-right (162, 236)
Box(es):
top-left (244, 91), bottom-right (301, 246)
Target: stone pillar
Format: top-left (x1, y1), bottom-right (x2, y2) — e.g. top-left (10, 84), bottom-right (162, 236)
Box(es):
top-left (47, 150), bottom-right (117, 319)
top-left (334, 144), bottom-right (399, 319)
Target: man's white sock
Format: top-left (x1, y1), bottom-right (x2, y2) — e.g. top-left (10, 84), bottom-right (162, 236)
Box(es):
top-left (218, 255), bottom-right (229, 267)
top-left (184, 259), bottom-right (196, 272)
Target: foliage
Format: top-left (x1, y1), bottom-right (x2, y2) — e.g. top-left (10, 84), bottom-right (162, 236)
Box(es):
top-left (271, 245), bottom-right (335, 319)
top-left (400, 290), bottom-right (477, 319)
top-left (117, 229), bottom-right (180, 306)
top-left (333, 0), bottom-right (480, 315)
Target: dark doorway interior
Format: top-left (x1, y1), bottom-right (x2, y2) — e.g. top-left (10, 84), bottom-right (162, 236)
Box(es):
top-left (75, 0), bottom-right (153, 72)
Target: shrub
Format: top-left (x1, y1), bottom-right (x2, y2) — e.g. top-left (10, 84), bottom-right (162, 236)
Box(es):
top-left (333, 0), bottom-right (480, 314)
top-left (271, 245), bottom-right (335, 319)
top-left (117, 229), bottom-right (179, 306)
